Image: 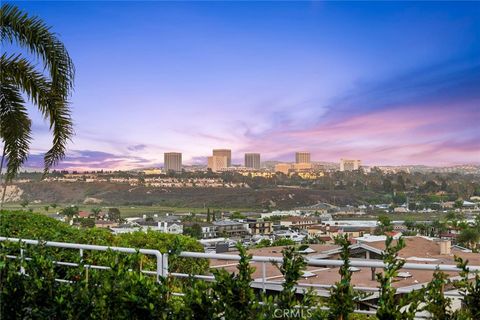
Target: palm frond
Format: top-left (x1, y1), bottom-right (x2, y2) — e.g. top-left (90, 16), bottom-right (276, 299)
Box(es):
top-left (0, 53), bottom-right (74, 173)
top-left (0, 83), bottom-right (32, 181)
top-left (1, 4), bottom-right (75, 98)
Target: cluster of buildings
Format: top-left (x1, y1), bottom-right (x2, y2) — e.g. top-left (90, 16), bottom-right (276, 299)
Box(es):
top-left (162, 149), bottom-right (363, 174)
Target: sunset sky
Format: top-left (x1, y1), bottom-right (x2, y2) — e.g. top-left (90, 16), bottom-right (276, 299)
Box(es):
top-left (12, 1), bottom-right (480, 170)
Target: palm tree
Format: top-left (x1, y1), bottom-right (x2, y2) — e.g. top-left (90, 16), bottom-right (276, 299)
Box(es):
top-left (91, 207), bottom-right (101, 224)
top-left (0, 4), bottom-right (75, 206)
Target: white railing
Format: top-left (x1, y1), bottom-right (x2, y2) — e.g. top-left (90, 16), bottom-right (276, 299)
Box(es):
top-left (1, 236), bottom-right (479, 318)
top-left (0, 236), bottom-right (168, 280)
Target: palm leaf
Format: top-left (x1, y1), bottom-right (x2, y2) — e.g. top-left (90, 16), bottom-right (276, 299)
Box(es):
top-left (0, 83), bottom-right (32, 181)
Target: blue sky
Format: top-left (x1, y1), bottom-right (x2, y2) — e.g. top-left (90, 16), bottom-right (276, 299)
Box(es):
top-left (8, 1), bottom-right (480, 169)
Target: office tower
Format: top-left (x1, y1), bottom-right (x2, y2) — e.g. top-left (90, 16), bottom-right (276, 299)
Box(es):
top-left (213, 149), bottom-right (232, 167)
top-left (244, 153), bottom-right (260, 169)
top-left (208, 156), bottom-right (228, 172)
top-left (164, 152), bottom-right (182, 172)
top-left (295, 151), bottom-right (311, 164)
top-left (340, 159), bottom-right (362, 171)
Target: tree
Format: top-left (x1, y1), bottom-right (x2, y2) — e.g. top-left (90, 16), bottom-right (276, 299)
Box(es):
top-left (61, 205), bottom-right (78, 223)
top-left (91, 207), bottom-right (101, 223)
top-left (454, 256), bottom-right (480, 319)
top-left (457, 228), bottom-right (480, 252)
top-left (422, 270), bottom-right (453, 320)
top-left (107, 207), bottom-right (121, 222)
top-left (376, 237), bottom-right (424, 320)
top-left (183, 223), bottom-right (203, 239)
top-left (328, 235), bottom-right (362, 320)
top-left (44, 205), bottom-right (49, 212)
top-left (0, 4), bottom-right (74, 186)
top-left (375, 215), bottom-right (393, 235)
top-left (211, 244), bottom-right (259, 319)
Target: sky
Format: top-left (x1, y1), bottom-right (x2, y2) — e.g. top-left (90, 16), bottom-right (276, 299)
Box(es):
top-left (7, 1), bottom-right (480, 170)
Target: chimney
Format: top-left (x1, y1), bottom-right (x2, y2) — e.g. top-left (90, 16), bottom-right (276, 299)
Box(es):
top-left (440, 240), bottom-right (451, 255)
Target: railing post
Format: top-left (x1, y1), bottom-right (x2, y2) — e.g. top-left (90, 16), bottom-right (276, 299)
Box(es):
top-left (20, 248), bottom-right (25, 274)
top-left (262, 261), bottom-right (266, 292)
top-left (156, 253), bottom-right (162, 282)
top-left (162, 253), bottom-right (169, 277)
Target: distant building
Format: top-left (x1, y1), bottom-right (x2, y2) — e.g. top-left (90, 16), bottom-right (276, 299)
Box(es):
top-left (295, 152), bottom-right (311, 164)
top-left (213, 149), bottom-right (232, 167)
top-left (164, 152), bottom-right (182, 172)
top-left (274, 163), bottom-right (292, 175)
top-left (208, 155), bottom-right (228, 172)
top-left (293, 163), bottom-right (312, 171)
top-left (213, 220), bottom-right (249, 237)
top-left (340, 159), bottom-right (362, 171)
top-left (244, 153), bottom-right (260, 169)
top-left (246, 218), bottom-right (273, 235)
top-left (143, 168), bottom-right (162, 175)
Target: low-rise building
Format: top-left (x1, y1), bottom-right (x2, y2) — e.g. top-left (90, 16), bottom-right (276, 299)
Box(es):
top-left (246, 219), bottom-right (273, 235)
top-left (213, 220), bottom-right (249, 237)
top-left (280, 216), bottom-right (316, 230)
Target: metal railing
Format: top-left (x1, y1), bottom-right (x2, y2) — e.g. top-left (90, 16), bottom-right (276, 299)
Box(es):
top-left (1, 236), bottom-right (479, 318)
top-left (0, 236), bottom-right (168, 281)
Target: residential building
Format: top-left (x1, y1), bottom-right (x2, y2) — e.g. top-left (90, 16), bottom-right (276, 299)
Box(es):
top-left (244, 153), bottom-right (260, 169)
top-left (213, 149), bottom-right (232, 167)
top-left (213, 220), bottom-right (249, 237)
top-left (280, 216), bottom-right (316, 230)
top-left (158, 221), bottom-right (183, 234)
top-left (164, 152), bottom-right (182, 172)
top-left (208, 155), bottom-right (228, 172)
top-left (295, 152), bottom-right (311, 164)
top-left (246, 219), bottom-right (273, 235)
top-left (340, 159), bottom-right (362, 171)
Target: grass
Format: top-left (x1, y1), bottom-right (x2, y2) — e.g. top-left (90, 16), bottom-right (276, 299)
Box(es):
top-left (1, 203), bottom-right (255, 217)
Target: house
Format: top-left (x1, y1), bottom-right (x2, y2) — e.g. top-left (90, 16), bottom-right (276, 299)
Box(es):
top-left (246, 218), bottom-right (273, 235)
top-left (77, 211), bottom-right (91, 218)
top-left (213, 220), bottom-right (249, 237)
top-left (158, 221), bottom-right (183, 234)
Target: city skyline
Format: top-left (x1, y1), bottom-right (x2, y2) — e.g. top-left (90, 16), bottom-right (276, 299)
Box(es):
top-left (13, 1), bottom-right (480, 170)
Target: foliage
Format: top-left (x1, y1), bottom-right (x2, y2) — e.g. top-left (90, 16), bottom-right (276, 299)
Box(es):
top-left (183, 223), bottom-right (203, 239)
top-left (210, 244), bottom-right (260, 319)
top-left (374, 215), bottom-right (393, 235)
top-left (375, 236), bottom-right (424, 320)
top-left (256, 238), bottom-right (296, 248)
top-left (0, 4), bottom-right (74, 179)
top-left (422, 270), bottom-right (453, 320)
top-left (454, 256), bottom-right (480, 319)
top-left (0, 210), bottom-right (207, 275)
top-left (327, 235), bottom-right (362, 320)
top-left (457, 228), bottom-right (480, 252)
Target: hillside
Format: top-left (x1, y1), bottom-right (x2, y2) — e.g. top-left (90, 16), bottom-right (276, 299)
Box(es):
top-left (9, 181), bottom-right (374, 209)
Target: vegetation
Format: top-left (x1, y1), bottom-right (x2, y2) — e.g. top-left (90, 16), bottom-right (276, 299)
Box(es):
top-left (4, 169), bottom-right (479, 212)
top-left (2, 212), bottom-right (480, 319)
top-left (375, 237), bottom-right (424, 320)
top-left (327, 235), bottom-right (363, 320)
top-left (0, 210), bottom-right (207, 275)
top-left (0, 4), bottom-right (74, 188)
